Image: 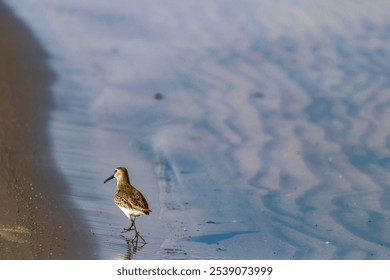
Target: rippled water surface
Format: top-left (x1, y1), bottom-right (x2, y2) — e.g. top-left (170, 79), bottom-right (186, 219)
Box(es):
top-left (5, 0), bottom-right (390, 259)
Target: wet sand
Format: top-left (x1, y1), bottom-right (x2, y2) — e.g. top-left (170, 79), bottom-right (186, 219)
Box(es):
top-left (0, 2), bottom-right (95, 259)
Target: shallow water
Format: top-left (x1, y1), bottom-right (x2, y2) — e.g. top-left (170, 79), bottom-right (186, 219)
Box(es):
top-left (5, 0), bottom-right (390, 259)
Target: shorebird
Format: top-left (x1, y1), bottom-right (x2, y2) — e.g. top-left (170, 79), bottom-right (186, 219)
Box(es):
top-left (104, 167), bottom-right (151, 243)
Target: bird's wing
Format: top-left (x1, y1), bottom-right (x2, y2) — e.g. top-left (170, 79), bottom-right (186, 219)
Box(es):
top-left (116, 188), bottom-right (151, 214)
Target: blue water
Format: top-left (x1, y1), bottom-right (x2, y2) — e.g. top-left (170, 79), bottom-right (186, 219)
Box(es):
top-left (5, 0), bottom-right (390, 259)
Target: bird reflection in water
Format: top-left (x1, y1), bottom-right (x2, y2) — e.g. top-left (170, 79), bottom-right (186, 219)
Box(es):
top-left (121, 234), bottom-right (147, 260)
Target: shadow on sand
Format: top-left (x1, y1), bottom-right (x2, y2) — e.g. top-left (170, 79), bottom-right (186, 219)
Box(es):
top-left (184, 230), bottom-right (258, 245)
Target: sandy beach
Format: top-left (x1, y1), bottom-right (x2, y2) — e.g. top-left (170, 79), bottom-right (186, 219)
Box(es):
top-left (0, 2), bottom-right (95, 259)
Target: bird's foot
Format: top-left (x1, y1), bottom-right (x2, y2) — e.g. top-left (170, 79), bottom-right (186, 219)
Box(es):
top-left (121, 226), bottom-right (135, 233)
top-left (131, 231), bottom-right (147, 244)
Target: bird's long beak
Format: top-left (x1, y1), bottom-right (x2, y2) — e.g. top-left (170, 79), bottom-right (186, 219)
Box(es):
top-left (104, 174), bottom-right (115, 184)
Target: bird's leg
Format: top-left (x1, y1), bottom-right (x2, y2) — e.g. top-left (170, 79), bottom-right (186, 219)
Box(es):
top-left (130, 221), bottom-right (147, 244)
top-left (122, 217), bottom-right (136, 233)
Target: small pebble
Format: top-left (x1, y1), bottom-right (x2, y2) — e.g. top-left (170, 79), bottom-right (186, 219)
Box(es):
top-left (154, 92), bottom-right (163, 100)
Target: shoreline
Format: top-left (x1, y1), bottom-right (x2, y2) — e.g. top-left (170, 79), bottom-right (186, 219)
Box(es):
top-left (0, 2), bottom-right (96, 259)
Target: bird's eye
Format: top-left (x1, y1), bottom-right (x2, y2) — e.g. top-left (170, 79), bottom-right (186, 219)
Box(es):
top-left (114, 169), bottom-right (117, 173)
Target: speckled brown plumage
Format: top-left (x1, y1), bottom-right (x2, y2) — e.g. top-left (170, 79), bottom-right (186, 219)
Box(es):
top-left (114, 181), bottom-right (151, 216)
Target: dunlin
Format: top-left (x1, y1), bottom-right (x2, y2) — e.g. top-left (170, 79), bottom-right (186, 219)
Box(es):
top-left (104, 167), bottom-right (151, 243)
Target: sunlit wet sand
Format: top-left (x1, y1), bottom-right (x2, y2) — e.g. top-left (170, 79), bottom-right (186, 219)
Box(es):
top-left (0, 225), bottom-right (30, 244)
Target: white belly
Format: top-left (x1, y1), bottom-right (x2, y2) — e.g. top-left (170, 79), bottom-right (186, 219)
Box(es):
top-left (118, 206), bottom-right (145, 219)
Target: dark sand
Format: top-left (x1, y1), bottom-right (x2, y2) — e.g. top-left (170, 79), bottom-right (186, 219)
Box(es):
top-left (0, 2), bottom-right (95, 259)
